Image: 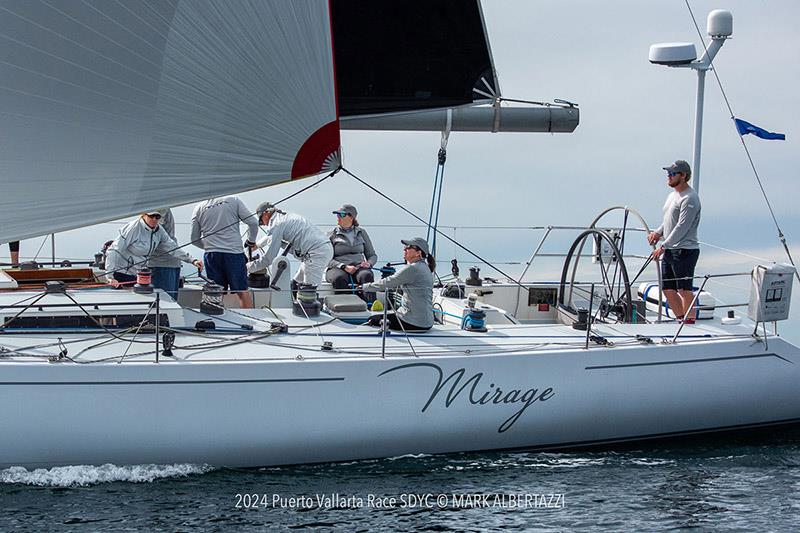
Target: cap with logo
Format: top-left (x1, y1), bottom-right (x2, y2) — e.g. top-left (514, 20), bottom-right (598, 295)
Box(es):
top-left (332, 204), bottom-right (358, 217)
top-left (662, 160), bottom-right (691, 176)
top-left (401, 237), bottom-right (430, 256)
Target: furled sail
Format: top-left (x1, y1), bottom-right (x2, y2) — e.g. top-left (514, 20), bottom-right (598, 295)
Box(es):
top-left (0, 0), bottom-right (339, 244)
top-left (331, 1), bottom-right (579, 134)
top-left (332, 0), bottom-right (498, 117)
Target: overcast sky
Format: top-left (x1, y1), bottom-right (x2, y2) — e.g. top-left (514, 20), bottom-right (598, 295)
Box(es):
top-left (9, 0), bottom-right (799, 281)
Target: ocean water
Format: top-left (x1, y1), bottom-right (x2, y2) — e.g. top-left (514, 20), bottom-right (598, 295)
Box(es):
top-left (2, 428), bottom-right (799, 531)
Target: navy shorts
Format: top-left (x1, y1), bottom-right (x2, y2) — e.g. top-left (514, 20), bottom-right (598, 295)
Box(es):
top-left (151, 266), bottom-right (181, 299)
top-left (204, 252), bottom-right (248, 291)
top-left (661, 248), bottom-right (699, 291)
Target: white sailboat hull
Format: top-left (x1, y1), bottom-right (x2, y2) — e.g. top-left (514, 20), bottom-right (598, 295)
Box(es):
top-left (3, 335), bottom-right (798, 468)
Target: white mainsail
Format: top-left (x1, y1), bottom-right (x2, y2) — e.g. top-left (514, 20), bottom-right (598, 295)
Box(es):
top-left (0, 0), bottom-right (339, 244)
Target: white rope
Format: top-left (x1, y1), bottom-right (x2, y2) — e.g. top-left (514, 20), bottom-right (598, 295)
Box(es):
top-left (698, 241), bottom-right (774, 263)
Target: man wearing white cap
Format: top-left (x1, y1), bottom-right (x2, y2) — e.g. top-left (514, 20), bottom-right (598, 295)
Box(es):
top-left (247, 202), bottom-right (333, 288)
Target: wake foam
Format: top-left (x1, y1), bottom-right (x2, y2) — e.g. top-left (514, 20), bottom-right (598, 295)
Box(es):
top-left (0, 463), bottom-right (214, 487)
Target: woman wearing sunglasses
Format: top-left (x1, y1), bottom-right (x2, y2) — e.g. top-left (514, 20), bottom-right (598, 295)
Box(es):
top-left (362, 237), bottom-right (435, 332)
top-left (326, 204), bottom-right (378, 303)
top-left (105, 211), bottom-right (202, 289)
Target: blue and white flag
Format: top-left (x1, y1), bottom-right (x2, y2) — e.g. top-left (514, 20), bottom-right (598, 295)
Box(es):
top-left (734, 118), bottom-right (786, 140)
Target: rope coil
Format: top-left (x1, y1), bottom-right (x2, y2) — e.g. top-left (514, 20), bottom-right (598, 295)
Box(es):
top-left (200, 282), bottom-right (225, 316)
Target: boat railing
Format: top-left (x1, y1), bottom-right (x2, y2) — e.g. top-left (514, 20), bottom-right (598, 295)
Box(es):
top-left (567, 269), bottom-right (758, 333)
top-left (0, 291), bottom-right (164, 363)
top-left (3, 223), bottom-right (775, 331)
top-left (2, 223), bottom-right (652, 271)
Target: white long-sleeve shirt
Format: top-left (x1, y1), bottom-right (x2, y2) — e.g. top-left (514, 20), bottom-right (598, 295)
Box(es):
top-left (247, 212), bottom-right (330, 273)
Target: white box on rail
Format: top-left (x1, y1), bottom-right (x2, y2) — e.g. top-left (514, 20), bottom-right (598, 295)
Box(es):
top-left (748, 263), bottom-right (795, 322)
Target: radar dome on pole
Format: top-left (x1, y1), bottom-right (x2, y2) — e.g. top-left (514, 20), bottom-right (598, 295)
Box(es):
top-left (648, 10), bottom-right (734, 193)
top-left (707, 9), bottom-right (733, 38)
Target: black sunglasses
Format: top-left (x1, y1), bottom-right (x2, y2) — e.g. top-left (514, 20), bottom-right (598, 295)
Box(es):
top-left (146, 213), bottom-right (162, 220)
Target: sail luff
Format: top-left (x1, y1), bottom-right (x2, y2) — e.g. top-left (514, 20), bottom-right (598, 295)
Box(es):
top-left (475, 0), bottom-right (501, 100)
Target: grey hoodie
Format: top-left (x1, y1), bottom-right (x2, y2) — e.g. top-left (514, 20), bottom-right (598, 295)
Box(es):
top-left (191, 196), bottom-right (259, 254)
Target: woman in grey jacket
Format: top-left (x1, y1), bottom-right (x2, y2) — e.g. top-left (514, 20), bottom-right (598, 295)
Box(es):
top-left (326, 204), bottom-right (377, 302)
top-left (106, 211), bottom-right (202, 288)
top-left (362, 237), bottom-right (435, 332)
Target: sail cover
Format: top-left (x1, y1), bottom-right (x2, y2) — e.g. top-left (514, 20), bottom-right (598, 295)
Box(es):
top-left (0, 0), bottom-right (339, 243)
top-left (332, 0), bottom-right (498, 117)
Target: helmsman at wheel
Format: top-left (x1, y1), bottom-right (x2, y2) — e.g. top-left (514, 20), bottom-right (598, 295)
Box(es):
top-left (647, 159), bottom-right (702, 323)
top-left (247, 202), bottom-right (333, 289)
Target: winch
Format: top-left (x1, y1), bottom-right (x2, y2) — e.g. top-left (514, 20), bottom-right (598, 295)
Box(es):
top-left (462, 293), bottom-right (488, 332)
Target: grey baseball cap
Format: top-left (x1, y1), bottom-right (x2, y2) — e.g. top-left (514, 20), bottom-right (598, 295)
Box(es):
top-left (401, 237), bottom-right (430, 256)
top-left (333, 204), bottom-right (357, 217)
top-left (663, 160), bottom-right (691, 176)
top-left (256, 201), bottom-right (275, 217)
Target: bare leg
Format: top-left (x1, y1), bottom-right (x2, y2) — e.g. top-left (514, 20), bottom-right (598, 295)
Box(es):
top-left (663, 289), bottom-right (685, 319)
top-left (237, 290), bottom-right (254, 309)
top-left (9, 241), bottom-right (20, 267)
top-left (678, 289), bottom-right (696, 320)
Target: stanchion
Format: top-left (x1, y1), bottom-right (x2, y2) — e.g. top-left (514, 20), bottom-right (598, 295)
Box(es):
top-left (380, 290), bottom-right (389, 358)
top-left (585, 283), bottom-right (595, 350)
top-left (155, 292), bottom-right (160, 363)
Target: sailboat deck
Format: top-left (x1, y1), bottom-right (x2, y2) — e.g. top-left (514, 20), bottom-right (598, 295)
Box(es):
top-left (0, 289), bottom-right (759, 365)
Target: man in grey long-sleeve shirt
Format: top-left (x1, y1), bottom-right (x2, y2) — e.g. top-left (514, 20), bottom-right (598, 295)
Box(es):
top-left (191, 196), bottom-right (260, 308)
top-left (148, 208), bottom-right (185, 299)
top-left (647, 160), bottom-right (702, 322)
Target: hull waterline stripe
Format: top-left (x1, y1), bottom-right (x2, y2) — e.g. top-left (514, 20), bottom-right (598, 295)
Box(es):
top-left (4, 417), bottom-right (799, 470)
top-left (586, 352), bottom-right (791, 370)
top-left (0, 377), bottom-right (345, 386)
top-left (499, 417), bottom-right (800, 452)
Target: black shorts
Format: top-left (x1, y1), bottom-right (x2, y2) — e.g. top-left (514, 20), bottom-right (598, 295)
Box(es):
top-left (8, 241), bottom-right (19, 252)
top-left (661, 248), bottom-right (699, 291)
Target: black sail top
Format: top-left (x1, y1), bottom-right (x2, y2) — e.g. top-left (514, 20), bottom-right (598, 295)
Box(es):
top-left (332, 0), bottom-right (498, 117)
